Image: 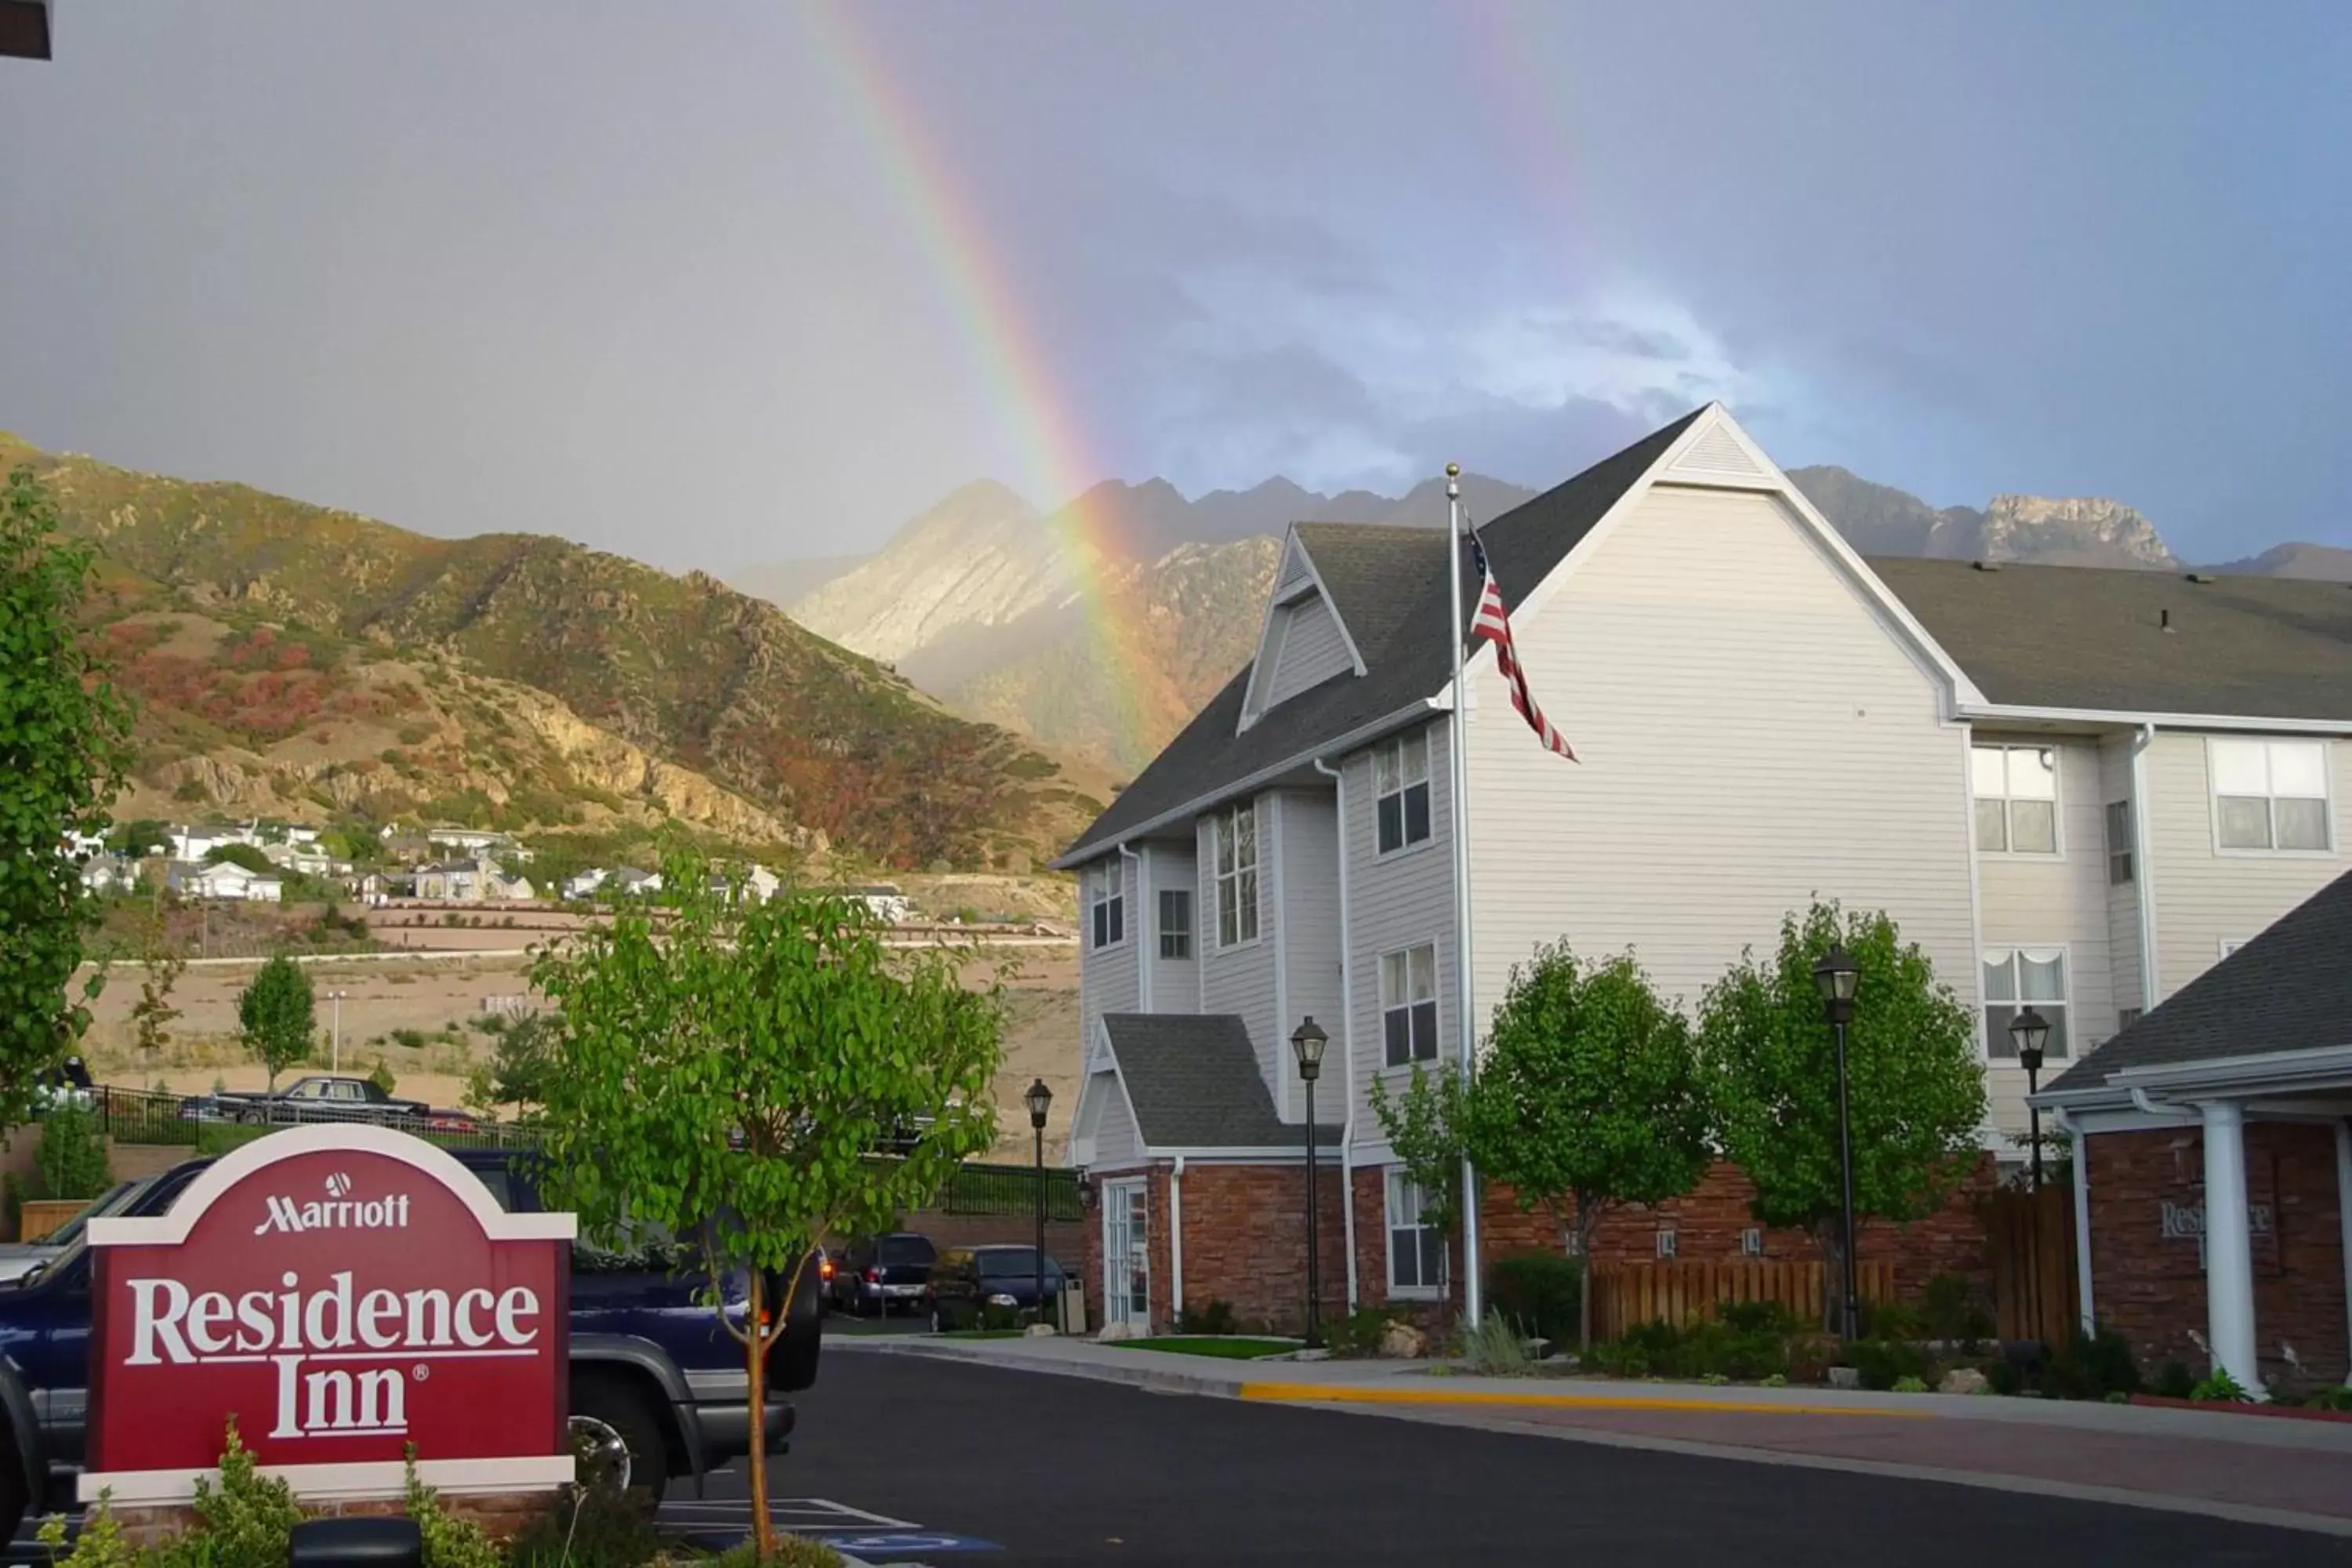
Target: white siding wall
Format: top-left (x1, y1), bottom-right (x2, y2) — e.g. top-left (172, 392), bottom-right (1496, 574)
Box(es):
top-left (2098, 735), bottom-right (2147, 1017)
top-left (1076, 851), bottom-right (1138, 1047)
top-left (1080, 1069), bottom-right (1145, 1171)
top-left (1275, 791), bottom-right (1343, 1123)
top-left (1147, 841), bottom-right (1200, 1014)
top-left (2147, 734), bottom-right (2352, 1001)
top-left (1972, 735), bottom-right (2120, 1133)
top-left (1342, 718), bottom-right (1457, 1167)
top-left (1198, 794), bottom-right (1280, 1095)
top-left (1464, 485), bottom-right (1984, 1121)
top-left (1264, 594), bottom-right (1354, 709)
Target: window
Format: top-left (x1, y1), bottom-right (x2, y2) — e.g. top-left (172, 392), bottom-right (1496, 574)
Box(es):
top-left (1386, 1171), bottom-right (1446, 1294)
top-left (1984, 947), bottom-right (2070, 1059)
top-left (1972, 745), bottom-right (2059, 854)
top-left (1214, 803), bottom-right (1259, 947)
top-left (1374, 729), bottom-right (1433, 855)
top-left (2212, 739), bottom-right (2330, 851)
top-left (2104, 800), bottom-right (2134, 885)
top-left (2118, 1007), bottom-right (2143, 1029)
top-left (1654, 1229), bottom-right (1678, 1260)
top-left (1087, 858), bottom-right (1125, 950)
top-left (1157, 888), bottom-right (1192, 960)
top-left (1739, 1227), bottom-right (1763, 1258)
top-left (1381, 943), bottom-right (1439, 1066)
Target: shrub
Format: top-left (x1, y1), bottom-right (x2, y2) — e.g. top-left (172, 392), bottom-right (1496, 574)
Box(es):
top-left (36, 1099), bottom-right (114, 1201)
top-left (1461, 1311), bottom-right (1532, 1375)
top-left (391, 1027), bottom-right (429, 1050)
top-left (1892, 1374), bottom-right (1930, 1393)
top-left (1922, 1271), bottom-right (1998, 1345)
top-left (2045, 1326), bottom-right (2141, 1401)
top-left (187, 1421), bottom-right (303, 1568)
top-left (1844, 1338), bottom-right (1933, 1392)
top-left (2190, 1368), bottom-right (2252, 1403)
top-left (1326, 1306), bottom-right (1403, 1359)
top-left (368, 1058), bottom-right (398, 1096)
top-left (508, 1481), bottom-right (662, 1568)
top-left (405, 1454), bottom-right (502, 1568)
top-left (1860, 1299), bottom-right (1928, 1341)
top-left (1760, 1373), bottom-right (1788, 1388)
top-left (1176, 1298), bottom-right (1238, 1336)
top-left (2300, 1385), bottom-right (2352, 1412)
top-left (1585, 1317), bottom-right (1788, 1381)
top-left (1718, 1299), bottom-right (1798, 1336)
top-left (2153, 1359), bottom-right (2196, 1399)
top-left (1487, 1253), bottom-right (1582, 1347)
top-left (1985, 1357), bottom-right (2024, 1396)
top-left (707, 1539), bottom-right (842, 1568)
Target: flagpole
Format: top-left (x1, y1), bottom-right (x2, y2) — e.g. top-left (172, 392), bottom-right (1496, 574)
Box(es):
top-left (1446, 463), bottom-right (1483, 1330)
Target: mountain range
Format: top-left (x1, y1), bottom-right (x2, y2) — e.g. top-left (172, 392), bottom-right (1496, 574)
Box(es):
top-left (746, 462), bottom-right (2350, 775)
top-left (2, 433), bottom-right (1111, 869)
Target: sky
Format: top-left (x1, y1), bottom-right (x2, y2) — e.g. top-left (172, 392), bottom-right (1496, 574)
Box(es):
top-left (2, 0), bottom-right (2347, 572)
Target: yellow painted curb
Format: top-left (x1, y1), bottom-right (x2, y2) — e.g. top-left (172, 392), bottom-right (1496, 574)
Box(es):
top-left (1236, 1383), bottom-right (1935, 1418)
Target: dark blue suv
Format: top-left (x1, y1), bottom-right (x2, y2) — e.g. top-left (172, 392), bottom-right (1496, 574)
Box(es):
top-left (0, 1149), bottom-right (819, 1538)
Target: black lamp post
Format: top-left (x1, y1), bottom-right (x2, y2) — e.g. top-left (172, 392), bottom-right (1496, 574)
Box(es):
top-left (1290, 1016), bottom-right (1329, 1348)
top-left (1812, 944), bottom-right (1862, 1343)
top-left (1024, 1078), bottom-right (1054, 1330)
top-left (2009, 1007), bottom-right (2050, 1192)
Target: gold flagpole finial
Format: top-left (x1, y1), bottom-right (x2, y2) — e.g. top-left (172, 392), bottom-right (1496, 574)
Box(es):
top-left (1445, 461), bottom-right (1460, 498)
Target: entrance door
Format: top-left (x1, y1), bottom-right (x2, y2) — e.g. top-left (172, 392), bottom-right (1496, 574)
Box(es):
top-left (1102, 1179), bottom-right (1149, 1329)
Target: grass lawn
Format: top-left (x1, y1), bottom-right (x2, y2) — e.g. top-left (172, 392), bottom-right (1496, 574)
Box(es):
top-left (1109, 1336), bottom-right (1301, 1359)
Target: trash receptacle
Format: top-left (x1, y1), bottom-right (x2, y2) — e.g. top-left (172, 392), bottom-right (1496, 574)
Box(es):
top-left (1058, 1277), bottom-right (1087, 1335)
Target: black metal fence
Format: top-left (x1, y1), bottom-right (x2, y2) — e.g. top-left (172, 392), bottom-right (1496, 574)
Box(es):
top-left (938, 1160), bottom-right (1081, 1221)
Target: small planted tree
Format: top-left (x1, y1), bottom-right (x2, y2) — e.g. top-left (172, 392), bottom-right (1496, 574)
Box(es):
top-left (1463, 944), bottom-right (1713, 1352)
top-left (530, 860), bottom-right (1000, 1554)
top-left (1698, 902), bottom-right (1986, 1329)
top-left (0, 466), bottom-right (134, 1131)
top-left (1368, 1064), bottom-right (1468, 1278)
top-left (236, 953), bottom-right (315, 1097)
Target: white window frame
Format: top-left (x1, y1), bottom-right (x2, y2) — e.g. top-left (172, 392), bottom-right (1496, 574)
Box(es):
top-left (2206, 737), bottom-right (2335, 857)
top-left (1087, 858), bottom-right (1126, 952)
top-left (1213, 802), bottom-right (1260, 949)
top-left (1982, 944), bottom-right (2073, 1062)
top-left (1157, 887), bottom-right (1192, 961)
top-left (2103, 800), bottom-right (2134, 886)
top-left (1379, 942), bottom-right (1440, 1068)
top-left (1372, 728), bottom-right (1434, 858)
top-left (1971, 743), bottom-right (2063, 858)
top-left (1385, 1169), bottom-right (1446, 1298)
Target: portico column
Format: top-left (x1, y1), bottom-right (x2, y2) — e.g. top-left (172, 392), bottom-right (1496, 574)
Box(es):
top-left (2201, 1100), bottom-right (2261, 1396)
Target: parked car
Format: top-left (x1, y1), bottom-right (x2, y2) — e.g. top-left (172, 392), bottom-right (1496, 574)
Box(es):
top-left (185, 1074), bottom-right (468, 1129)
top-left (829, 1232), bottom-right (937, 1316)
top-left (924, 1245), bottom-right (1066, 1332)
top-left (0, 1180), bottom-right (145, 1287)
top-left (0, 1149), bottom-right (822, 1540)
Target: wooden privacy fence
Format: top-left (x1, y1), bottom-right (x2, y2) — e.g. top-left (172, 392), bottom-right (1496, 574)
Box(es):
top-left (1981, 1183), bottom-right (2078, 1345)
top-left (1589, 1260), bottom-right (1895, 1339)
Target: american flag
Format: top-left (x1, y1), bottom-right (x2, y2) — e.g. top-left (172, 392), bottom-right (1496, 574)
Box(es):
top-left (1468, 526), bottom-right (1577, 761)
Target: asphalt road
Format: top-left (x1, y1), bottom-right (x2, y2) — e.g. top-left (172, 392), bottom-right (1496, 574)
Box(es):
top-left (692, 1349), bottom-right (2343, 1566)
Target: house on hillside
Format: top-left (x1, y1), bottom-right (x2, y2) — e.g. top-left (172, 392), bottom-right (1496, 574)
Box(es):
top-left (608, 869), bottom-right (664, 899)
top-left (165, 859), bottom-right (282, 902)
top-left (416, 858), bottom-right (534, 902)
top-left (821, 884), bottom-right (911, 922)
top-left (78, 854), bottom-right (136, 895)
top-left (169, 822), bottom-right (261, 862)
top-left (425, 826), bottom-right (532, 863)
top-left (2036, 868), bottom-right (2352, 1395)
top-left (1057, 402), bottom-right (2352, 1336)
top-left (561, 867), bottom-right (611, 901)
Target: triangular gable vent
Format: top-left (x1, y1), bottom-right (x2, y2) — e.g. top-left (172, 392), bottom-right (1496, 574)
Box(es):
top-left (1668, 422), bottom-right (1767, 481)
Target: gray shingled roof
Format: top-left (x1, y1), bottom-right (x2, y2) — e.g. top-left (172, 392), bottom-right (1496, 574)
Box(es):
top-left (2045, 867), bottom-right (2352, 1092)
top-left (1871, 557), bottom-right (2352, 720)
top-left (1100, 1014), bottom-right (1342, 1150)
top-left (1058, 409), bottom-right (1704, 863)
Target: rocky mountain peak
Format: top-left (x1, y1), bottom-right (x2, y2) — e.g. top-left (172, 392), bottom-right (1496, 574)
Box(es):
top-left (1977, 494), bottom-right (2178, 568)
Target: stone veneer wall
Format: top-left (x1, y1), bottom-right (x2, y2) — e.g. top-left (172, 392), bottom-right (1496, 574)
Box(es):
top-left (2085, 1123), bottom-right (2347, 1386)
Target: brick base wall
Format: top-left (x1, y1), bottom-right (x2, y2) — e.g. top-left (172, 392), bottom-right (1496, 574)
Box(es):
top-left (2086, 1123), bottom-right (2348, 1386)
top-left (1078, 1160), bottom-right (1346, 1337)
top-left (117, 1487), bottom-right (558, 1548)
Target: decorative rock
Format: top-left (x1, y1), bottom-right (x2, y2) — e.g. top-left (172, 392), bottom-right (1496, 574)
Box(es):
top-left (1095, 1321), bottom-right (1138, 1343)
top-left (1380, 1320), bottom-right (1428, 1359)
top-left (1025, 1323), bottom-right (1058, 1337)
top-left (1827, 1366), bottom-right (1862, 1390)
top-left (1939, 1367), bottom-right (1990, 1396)
top-left (1295, 1347), bottom-right (1332, 1363)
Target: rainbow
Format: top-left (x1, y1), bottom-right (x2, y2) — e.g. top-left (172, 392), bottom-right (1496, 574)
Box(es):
top-left (795, 2), bottom-right (1155, 764)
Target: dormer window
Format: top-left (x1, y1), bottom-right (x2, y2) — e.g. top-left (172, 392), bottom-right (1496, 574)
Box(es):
top-left (1374, 729), bottom-right (1432, 855)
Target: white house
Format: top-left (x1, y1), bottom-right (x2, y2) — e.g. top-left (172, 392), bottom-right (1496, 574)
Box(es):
top-left (820, 884), bottom-right (911, 923)
top-left (561, 867), bottom-right (612, 901)
top-left (608, 868), bottom-right (664, 898)
top-left (78, 854), bottom-right (136, 895)
top-left (416, 858), bottom-right (535, 902)
top-left (1056, 403), bottom-right (2352, 1334)
top-left (169, 822), bottom-right (262, 862)
top-left (165, 860), bottom-right (283, 902)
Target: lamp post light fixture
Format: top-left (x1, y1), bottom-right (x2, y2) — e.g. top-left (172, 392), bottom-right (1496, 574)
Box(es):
top-left (1289, 1016), bottom-right (1329, 1348)
top-left (1024, 1078), bottom-right (1054, 1330)
top-left (1811, 943), bottom-right (1863, 1343)
top-left (327, 991), bottom-right (349, 1073)
top-left (2009, 1007), bottom-right (2051, 1193)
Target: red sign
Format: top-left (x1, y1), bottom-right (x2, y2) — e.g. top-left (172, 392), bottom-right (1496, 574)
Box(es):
top-left (85, 1125), bottom-right (575, 1504)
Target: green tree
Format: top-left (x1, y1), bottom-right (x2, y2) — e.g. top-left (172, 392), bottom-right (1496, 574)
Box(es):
top-left (0, 466), bottom-right (134, 1130)
top-left (204, 843), bottom-right (276, 874)
top-left (237, 953), bottom-right (316, 1096)
top-left (488, 1012), bottom-right (557, 1116)
top-left (529, 858), bottom-right (1000, 1552)
top-left (1368, 1064), bottom-right (1468, 1268)
top-left (129, 938), bottom-right (187, 1057)
top-left (1464, 944), bottom-right (1713, 1352)
top-left (1697, 902), bottom-right (1987, 1328)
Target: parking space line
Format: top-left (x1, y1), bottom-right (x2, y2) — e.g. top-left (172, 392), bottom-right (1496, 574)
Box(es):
top-left (1236, 1383), bottom-right (1937, 1418)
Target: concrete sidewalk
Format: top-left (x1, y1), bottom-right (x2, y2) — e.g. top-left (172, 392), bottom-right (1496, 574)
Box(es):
top-left (834, 1334), bottom-right (2352, 1534)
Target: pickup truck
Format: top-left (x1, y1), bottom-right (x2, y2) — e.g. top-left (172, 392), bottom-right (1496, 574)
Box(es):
top-left (179, 1075), bottom-right (474, 1131)
top-left (0, 1149), bottom-right (819, 1540)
